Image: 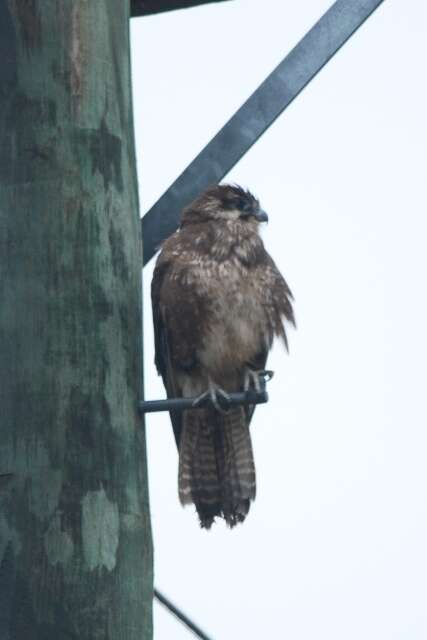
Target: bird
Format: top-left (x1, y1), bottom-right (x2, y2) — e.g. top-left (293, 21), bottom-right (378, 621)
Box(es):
top-left (151, 184), bottom-right (295, 528)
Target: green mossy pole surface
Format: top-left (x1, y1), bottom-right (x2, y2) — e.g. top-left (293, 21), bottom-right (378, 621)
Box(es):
top-left (0, 2), bottom-right (153, 638)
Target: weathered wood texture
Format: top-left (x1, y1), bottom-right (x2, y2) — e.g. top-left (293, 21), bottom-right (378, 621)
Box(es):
top-left (0, 1), bottom-right (153, 638)
top-left (131, 0), bottom-right (230, 17)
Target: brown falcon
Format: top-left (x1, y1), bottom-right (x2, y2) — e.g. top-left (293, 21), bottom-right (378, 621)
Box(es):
top-left (151, 184), bottom-right (295, 528)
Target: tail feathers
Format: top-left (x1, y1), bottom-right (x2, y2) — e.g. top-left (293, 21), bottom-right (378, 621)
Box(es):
top-left (220, 408), bottom-right (256, 525)
top-left (178, 406), bottom-right (256, 528)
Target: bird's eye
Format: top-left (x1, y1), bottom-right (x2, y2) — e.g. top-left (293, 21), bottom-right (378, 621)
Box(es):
top-left (239, 200), bottom-right (252, 216)
top-left (223, 198), bottom-right (237, 210)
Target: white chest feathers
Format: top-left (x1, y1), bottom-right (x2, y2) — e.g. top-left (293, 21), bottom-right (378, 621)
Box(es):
top-left (196, 262), bottom-right (267, 374)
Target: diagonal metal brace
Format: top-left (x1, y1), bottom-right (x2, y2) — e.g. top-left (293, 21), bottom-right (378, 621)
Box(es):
top-left (140, 371), bottom-right (273, 414)
top-left (141, 0), bottom-right (386, 265)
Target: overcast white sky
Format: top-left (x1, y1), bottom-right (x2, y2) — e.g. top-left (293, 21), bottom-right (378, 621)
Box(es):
top-left (131, 2), bottom-right (427, 638)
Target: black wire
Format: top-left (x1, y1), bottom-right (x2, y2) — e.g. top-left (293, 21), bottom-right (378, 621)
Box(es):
top-left (154, 588), bottom-right (214, 640)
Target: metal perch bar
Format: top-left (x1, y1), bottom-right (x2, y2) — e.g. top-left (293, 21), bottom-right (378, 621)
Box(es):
top-left (140, 371), bottom-right (273, 414)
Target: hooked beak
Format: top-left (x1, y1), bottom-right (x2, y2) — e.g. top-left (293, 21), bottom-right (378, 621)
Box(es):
top-left (255, 209), bottom-right (268, 223)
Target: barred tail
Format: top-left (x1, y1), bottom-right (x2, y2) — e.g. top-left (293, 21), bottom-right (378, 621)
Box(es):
top-left (178, 406), bottom-right (256, 528)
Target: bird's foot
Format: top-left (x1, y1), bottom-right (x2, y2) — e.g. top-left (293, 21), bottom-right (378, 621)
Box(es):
top-left (244, 368), bottom-right (274, 392)
top-left (192, 380), bottom-right (231, 412)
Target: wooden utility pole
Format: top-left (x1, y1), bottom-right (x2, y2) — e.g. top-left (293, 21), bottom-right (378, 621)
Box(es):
top-left (0, 2), bottom-right (153, 638)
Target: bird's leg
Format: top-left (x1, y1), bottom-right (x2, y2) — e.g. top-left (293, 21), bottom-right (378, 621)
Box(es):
top-left (192, 378), bottom-right (231, 412)
top-left (244, 368), bottom-right (262, 393)
top-left (244, 368), bottom-right (274, 392)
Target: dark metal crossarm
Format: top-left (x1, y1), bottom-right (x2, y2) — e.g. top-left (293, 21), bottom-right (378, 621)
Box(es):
top-left (140, 371), bottom-right (273, 414)
top-left (131, 0), bottom-right (229, 18)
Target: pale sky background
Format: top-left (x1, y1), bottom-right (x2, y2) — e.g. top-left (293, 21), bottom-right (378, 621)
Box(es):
top-left (130, 2), bottom-right (427, 638)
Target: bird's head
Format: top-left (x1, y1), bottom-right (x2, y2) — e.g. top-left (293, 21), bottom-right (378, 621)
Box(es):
top-left (181, 184), bottom-right (268, 227)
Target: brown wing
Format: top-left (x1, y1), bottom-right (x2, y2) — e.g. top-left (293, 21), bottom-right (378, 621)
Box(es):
top-left (151, 259), bottom-right (182, 446)
top-left (262, 252), bottom-right (295, 349)
top-left (151, 246), bottom-right (208, 447)
top-left (243, 251), bottom-right (295, 423)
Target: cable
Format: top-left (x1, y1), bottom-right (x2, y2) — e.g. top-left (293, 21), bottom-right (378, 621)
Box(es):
top-left (154, 588), bottom-right (214, 640)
